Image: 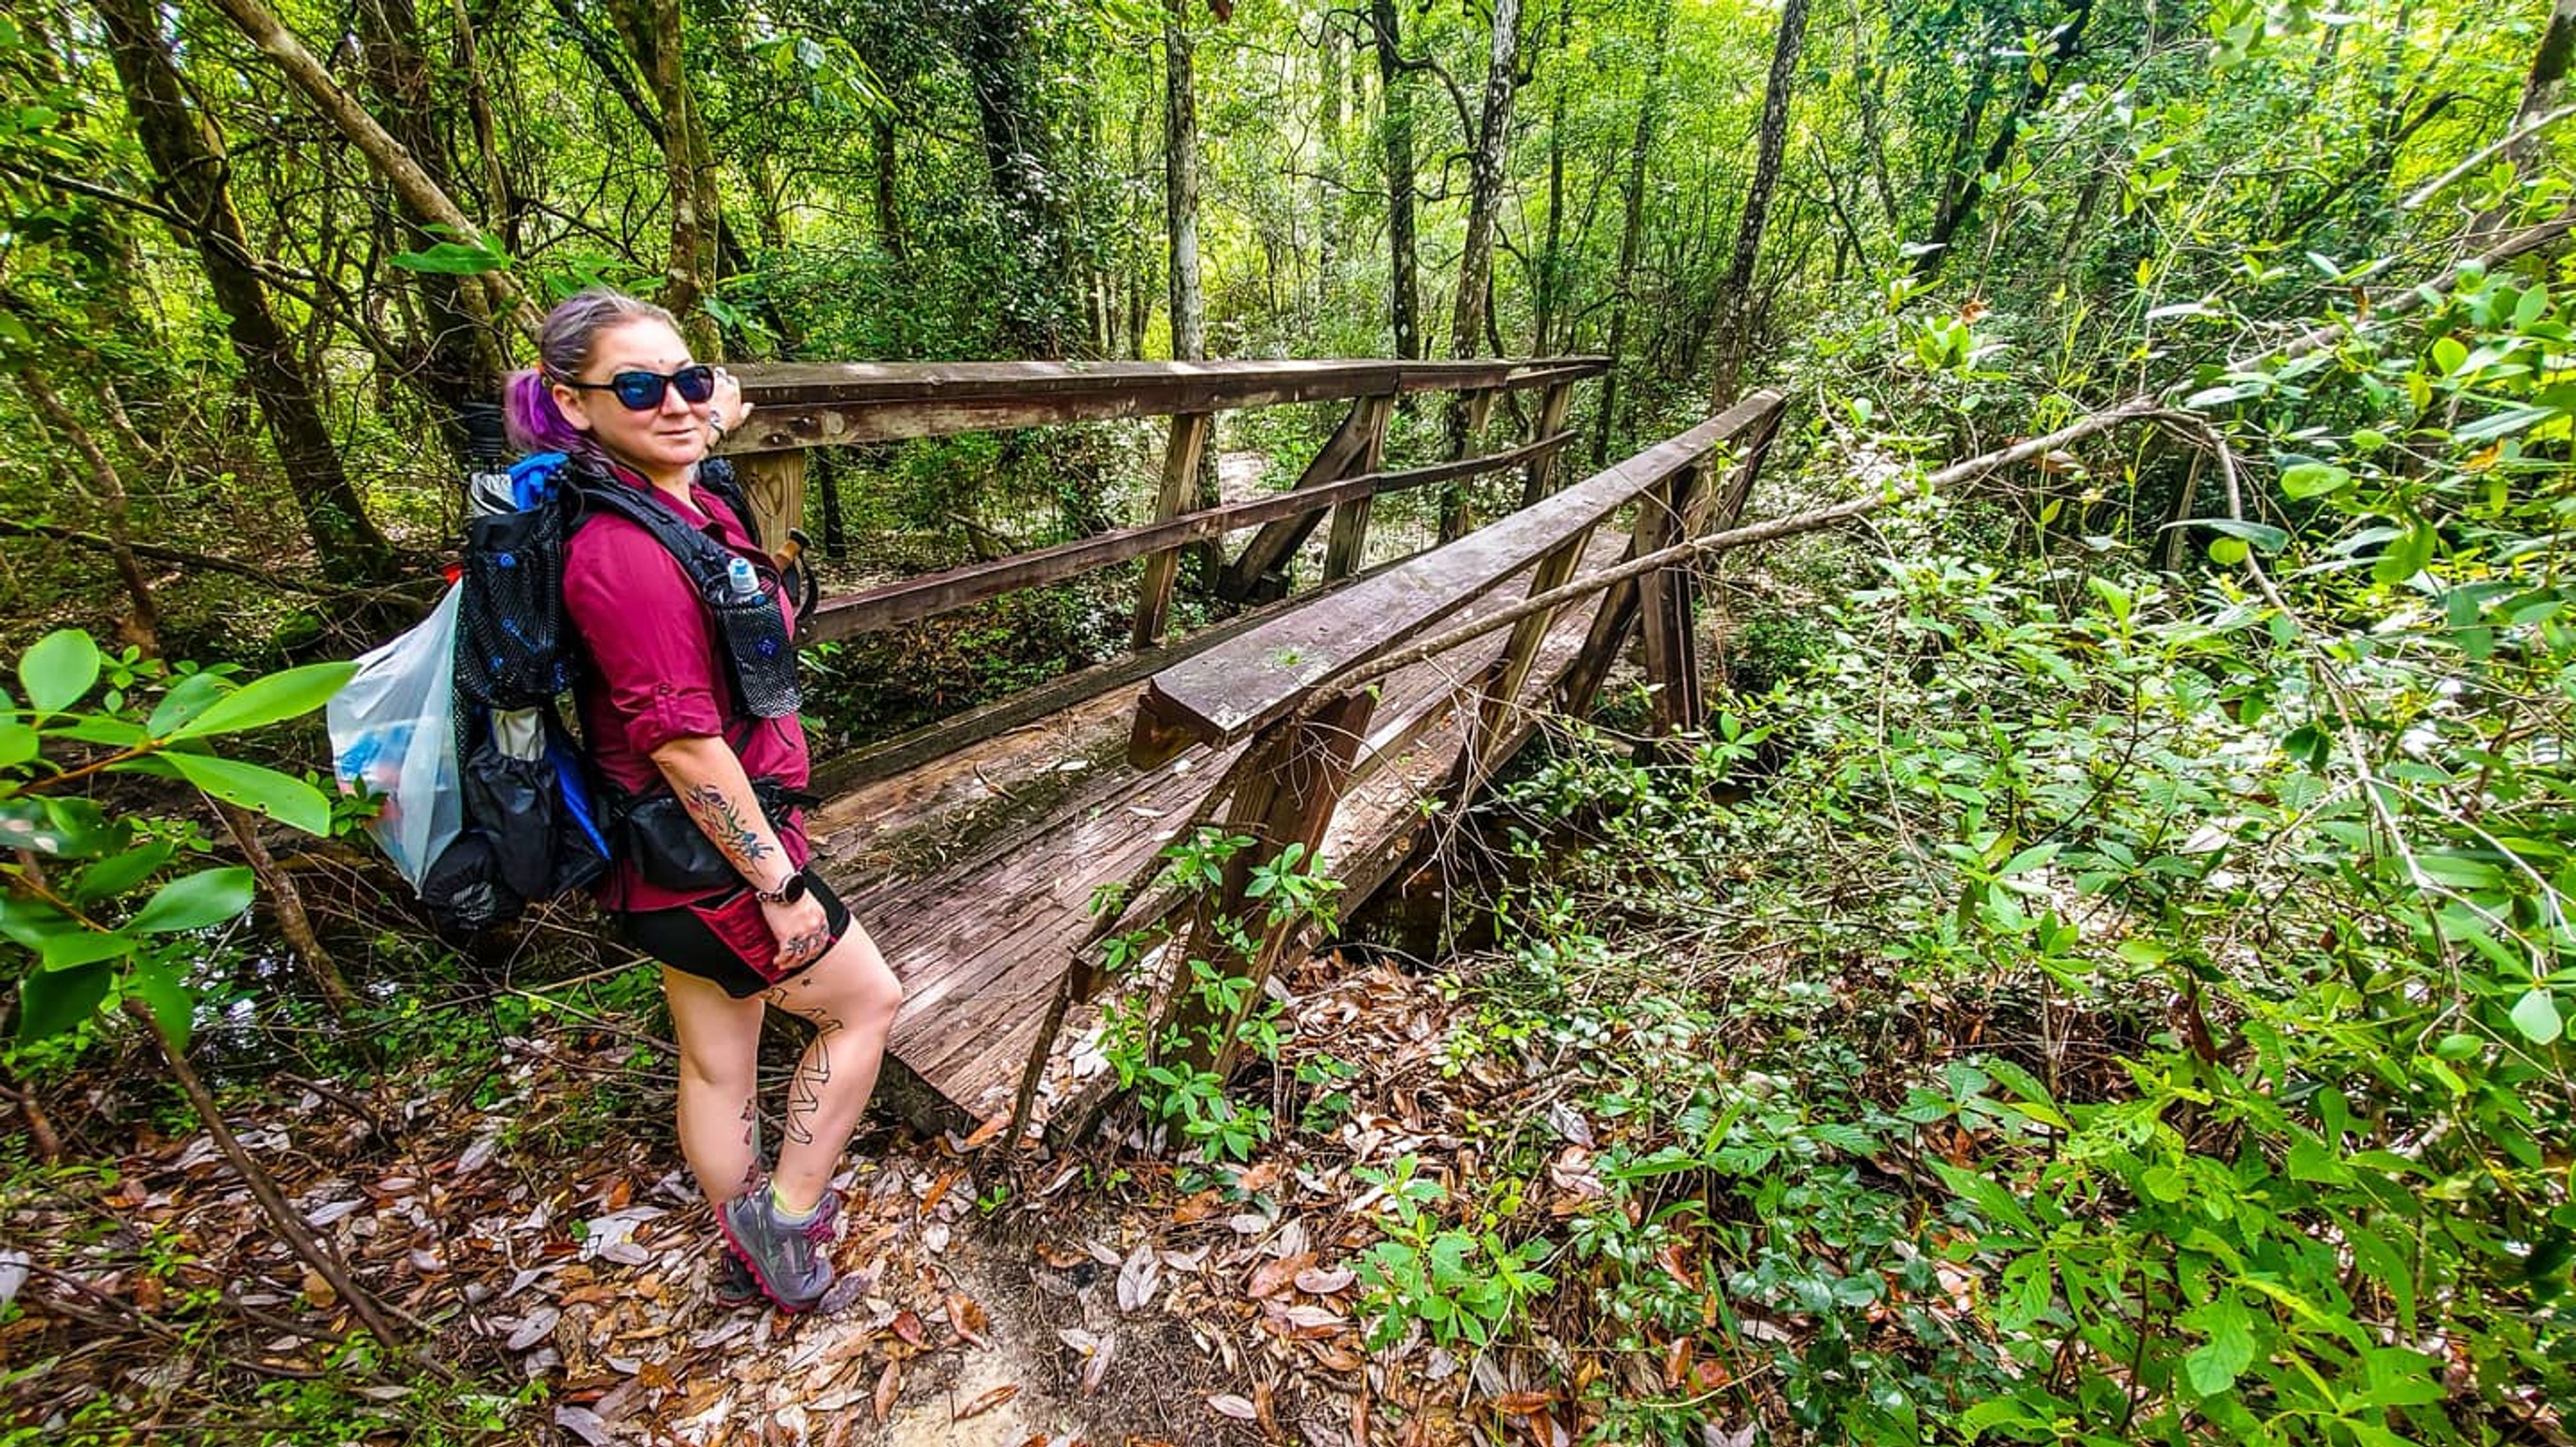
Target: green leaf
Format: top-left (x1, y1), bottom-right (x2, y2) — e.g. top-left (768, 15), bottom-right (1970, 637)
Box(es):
top-left (0, 721), bottom-right (36, 769)
top-left (51, 715), bottom-right (148, 748)
top-left (2183, 1293), bottom-right (2258, 1396)
top-left (389, 239), bottom-right (510, 274)
top-left (70, 841), bottom-right (178, 904)
top-left (2453, 404), bottom-right (2558, 442)
top-left (17, 960), bottom-right (111, 1043)
top-left (129, 753), bottom-right (331, 836)
top-left (167, 663), bottom-right (356, 741)
top-left (2208, 537), bottom-right (2249, 567)
top-left (127, 958), bottom-right (192, 1053)
top-left (19, 629), bottom-right (99, 714)
top-left (147, 670), bottom-right (233, 736)
top-left (0, 797), bottom-right (130, 859)
top-left (2510, 988), bottom-right (2563, 1046)
top-left (38, 927), bottom-right (140, 971)
top-left (2197, 517), bottom-right (2290, 552)
top-left (2278, 462), bottom-right (2350, 499)
top-left (2372, 520), bottom-right (2437, 584)
top-left (1996, 842), bottom-right (2061, 877)
top-left (127, 867), bottom-right (255, 934)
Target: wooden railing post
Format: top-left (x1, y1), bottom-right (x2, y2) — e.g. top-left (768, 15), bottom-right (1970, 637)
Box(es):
top-left (1131, 412), bottom-right (1216, 649)
top-left (735, 450), bottom-right (807, 553)
top-left (1635, 465), bottom-right (1707, 737)
top-left (1159, 689), bottom-right (1376, 1073)
top-left (1320, 394), bottom-right (1395, 582)
top-left (1519, 381), bottom-right (1576, 507)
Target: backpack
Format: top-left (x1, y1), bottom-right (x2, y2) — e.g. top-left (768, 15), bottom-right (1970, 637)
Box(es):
top-left (415, 452), bottom-right (795, 934)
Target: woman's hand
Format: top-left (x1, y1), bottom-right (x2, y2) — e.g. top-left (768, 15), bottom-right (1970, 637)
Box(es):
top-left (710, 366), bottom-right (754, 437)
top-left (761, 890), bottom-right (832, 973)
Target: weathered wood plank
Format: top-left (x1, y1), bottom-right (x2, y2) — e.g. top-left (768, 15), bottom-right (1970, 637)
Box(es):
top-left (797, 427), bottom-right (1574, 643)
top-left (1131, 413), bottom-right (1214, 649)
top-left (718, 357), bottom-right (1607, 452)
top-left (736, 451), bottom-right (806, 553)
top-left (1132, 391), bottom-right (1783, 764)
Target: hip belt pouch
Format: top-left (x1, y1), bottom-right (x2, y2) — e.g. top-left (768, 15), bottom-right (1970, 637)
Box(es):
top-left (614, 776), bottom-right (818, 893)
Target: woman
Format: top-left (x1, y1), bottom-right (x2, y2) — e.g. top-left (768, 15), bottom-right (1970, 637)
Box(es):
top-left (502, 288), bottom-right (903, 1314)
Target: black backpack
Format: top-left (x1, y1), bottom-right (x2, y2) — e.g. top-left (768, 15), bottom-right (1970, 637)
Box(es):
top-left (420, 452), bottom-right (796, 934)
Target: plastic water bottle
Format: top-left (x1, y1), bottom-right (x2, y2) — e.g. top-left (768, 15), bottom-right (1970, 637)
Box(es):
top-left (726, 555), bottom-right (761, 602)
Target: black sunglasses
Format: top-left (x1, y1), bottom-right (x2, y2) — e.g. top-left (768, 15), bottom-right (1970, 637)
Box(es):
top-left (555, 363), bottom-right (717, 411)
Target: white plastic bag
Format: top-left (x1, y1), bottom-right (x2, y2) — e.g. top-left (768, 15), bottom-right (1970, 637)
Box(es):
top-left (327, 586), bottom-right (463, 890)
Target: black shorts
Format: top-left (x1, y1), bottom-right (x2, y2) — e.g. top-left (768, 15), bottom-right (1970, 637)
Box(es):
top-left (614, 873), bottom-right (853, 999)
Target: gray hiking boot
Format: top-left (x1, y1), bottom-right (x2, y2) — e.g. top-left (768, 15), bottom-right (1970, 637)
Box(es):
top-left (716, 1184), bottom-right (839, 1313)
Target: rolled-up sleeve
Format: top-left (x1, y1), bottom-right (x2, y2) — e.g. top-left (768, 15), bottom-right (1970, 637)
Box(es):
top-left (562, 523), bottom-right (724, 757)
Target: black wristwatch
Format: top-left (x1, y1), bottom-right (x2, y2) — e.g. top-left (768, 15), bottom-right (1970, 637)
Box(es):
top-left (753, 869), bottom-right (809, 906)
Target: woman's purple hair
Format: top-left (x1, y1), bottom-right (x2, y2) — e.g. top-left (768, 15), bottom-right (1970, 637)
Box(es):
top-left (501, 288), bottom-right (682, 455)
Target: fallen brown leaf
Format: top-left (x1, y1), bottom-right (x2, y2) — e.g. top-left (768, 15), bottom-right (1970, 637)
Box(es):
top-left (1210, 1393), bottom-right (1258, 1421)
top-left (959, 1114), bottom-right (1009, 1150)
top-left (890, 1309), bottom-right (926, 1348)
top-left (953, 1384), bottom-right (1017, 1422)
top-left (873, 1359), bottom-right (900, 1422)
top-left (1247, 1252), bottom-right (1313, 1299)
top-left (949, 1293), bottom-right (989, 1347)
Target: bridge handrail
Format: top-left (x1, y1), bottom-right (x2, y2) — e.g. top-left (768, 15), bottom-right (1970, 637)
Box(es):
top-left (1126, 390), bottom-right (1786, 767)
top-left (722, 356), bottom-right (1609, 451)
top-left (802, 429), bottom-right (1580, 641)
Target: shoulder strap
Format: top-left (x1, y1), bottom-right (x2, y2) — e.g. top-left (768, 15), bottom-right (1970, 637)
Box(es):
top-left (573, 475), bottom-right (736, 604)
top-left (696, 459), bottom-right (763, 553)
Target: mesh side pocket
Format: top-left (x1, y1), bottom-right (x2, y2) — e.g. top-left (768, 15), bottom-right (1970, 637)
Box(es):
top-left (708, 592), bottom-right (802, 718)
top-left (457, 502), bottom-right (573, 712)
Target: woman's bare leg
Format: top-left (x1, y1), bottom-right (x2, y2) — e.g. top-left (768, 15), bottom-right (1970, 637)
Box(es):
top-left (761, 921), bottom-right (903, 1212)
top-left (660, 966), bottom-right (769, 1207)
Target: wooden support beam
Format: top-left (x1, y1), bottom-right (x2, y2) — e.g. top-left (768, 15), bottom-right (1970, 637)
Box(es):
top-left (1456, 521), bottom-right (1597, 786)
top-left (1218, 398), bottom-right (1379, 602)
top-left (1132, 413), bottom-right (1214, 650)
top-left (1438, 388), bottom-right (1502, 543)
top-left (1634, 466), bottom-right (1706, 736)
top-left (1520, 381), bottom-right (1576, 507)
top-left (1322, 394), bottom-right (1395, 584)
top-left (1159, 689), bottom-right (1376, 1073)
top-left (734, 451), bottom-right (806, 553)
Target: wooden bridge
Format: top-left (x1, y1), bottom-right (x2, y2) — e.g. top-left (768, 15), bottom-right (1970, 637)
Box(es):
top-left (712, 359), bottom-right (1785, 1136)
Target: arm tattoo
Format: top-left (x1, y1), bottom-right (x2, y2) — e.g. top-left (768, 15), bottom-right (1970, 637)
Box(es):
top-left (681, 782), bottom-right (775, 873)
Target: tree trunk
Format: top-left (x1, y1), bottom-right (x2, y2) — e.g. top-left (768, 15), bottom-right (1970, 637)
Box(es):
top-left (1165, 0), bottom-right (1205, 363)
top-left (1316, 15), bottom-right (1344, 306)
top-left (93, 0), bottom-right (400, 585)
top-left (1707, 0), bottom-right (1810, 407)
top-left (1532, 0), bottom-right (1572, 355)
top-left (1371, 0), bottom-right (1421, 360)
top-left (1591, 0), bottom-right (1672, 464)
top-left (1439, 0), bottom-right (1523, 539)
top-left (873, 111), bottom-right (908, 264)
top-left (356, 0), bottom-right (504, 470)
top-left (1911, 0), bottom-right (2094, 283)
top-left (613, 0), bottom-right (722, 355)
top-left (961, 0), bottom-right (1075, 356)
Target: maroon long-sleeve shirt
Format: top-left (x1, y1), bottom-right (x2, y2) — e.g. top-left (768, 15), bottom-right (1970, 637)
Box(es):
top-left (561, 463), bottom-right (812, 914)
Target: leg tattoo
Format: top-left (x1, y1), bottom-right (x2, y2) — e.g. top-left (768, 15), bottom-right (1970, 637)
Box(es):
top-left (772, 1004), bottom-right (843, 1148)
